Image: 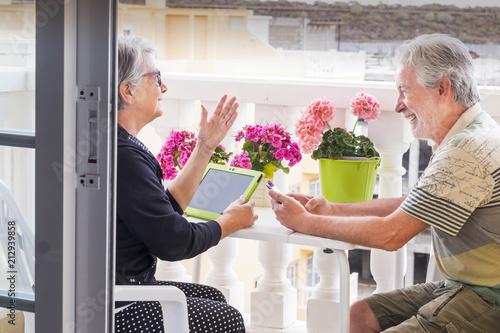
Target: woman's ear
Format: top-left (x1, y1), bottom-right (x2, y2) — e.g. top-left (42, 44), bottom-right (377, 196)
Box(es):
top-left (119, 82), bottom-right (135, 105)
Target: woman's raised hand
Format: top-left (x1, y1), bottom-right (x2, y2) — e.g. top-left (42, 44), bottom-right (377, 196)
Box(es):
top-left (197, 94), bottom-right (238, 152)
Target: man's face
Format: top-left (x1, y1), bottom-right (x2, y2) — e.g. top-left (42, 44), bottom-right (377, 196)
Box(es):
top-left (394, 65), bottom-right (441, 142)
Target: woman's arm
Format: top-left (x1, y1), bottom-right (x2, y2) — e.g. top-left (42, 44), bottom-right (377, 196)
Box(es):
top-left (117, 146), bottom-right (222, 261)
top-left (168, 94), bottom-right (238, 210)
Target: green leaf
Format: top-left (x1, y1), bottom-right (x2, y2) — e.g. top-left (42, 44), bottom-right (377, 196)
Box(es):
top-left (263, 163), bottom-right (277, 178)
top-left (311, 128), bottom-right (378, 160)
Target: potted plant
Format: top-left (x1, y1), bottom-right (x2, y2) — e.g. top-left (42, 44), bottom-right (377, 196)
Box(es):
top-left (230, 124), bottom-right (302, 206)
top-left (157, 129), bottom-right (232, 180)
top-left (295, 92), bottom-right (381, 202)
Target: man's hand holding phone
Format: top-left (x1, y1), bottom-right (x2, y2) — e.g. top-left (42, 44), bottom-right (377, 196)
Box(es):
top-left (266, 180), bottom-right (283, 204)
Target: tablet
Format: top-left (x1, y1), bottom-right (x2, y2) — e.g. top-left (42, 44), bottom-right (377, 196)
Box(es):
top-left (185, 163), bottom-right (264, 220)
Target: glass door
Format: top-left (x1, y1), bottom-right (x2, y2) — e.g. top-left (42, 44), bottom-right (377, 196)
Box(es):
top-left (0, 0), bottom-right (115, 332)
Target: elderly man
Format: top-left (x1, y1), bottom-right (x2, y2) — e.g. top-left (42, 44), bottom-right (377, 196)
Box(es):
top-left (270, 34), bottom-right (500, 332)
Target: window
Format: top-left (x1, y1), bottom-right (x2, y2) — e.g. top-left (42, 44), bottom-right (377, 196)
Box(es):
top-left (310, 179), bottom-right (320, 196)
top-left (307, 255), bottom-right (319, 287)
top-left (287, 263), bottom-right (297, 287)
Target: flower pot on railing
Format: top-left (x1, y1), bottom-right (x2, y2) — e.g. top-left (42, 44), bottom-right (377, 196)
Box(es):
top-left (319, 156), bottom-right (380, 203)
top-left (231, 124), bottom-right (302, 206)
top-left (296, 93), bottom-right (382, 204)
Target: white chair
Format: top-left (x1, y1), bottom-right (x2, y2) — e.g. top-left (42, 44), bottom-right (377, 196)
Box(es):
top-left (0, 179), bottom-right (35, 332)
top-left (114, 285), bottom-right (189, 333)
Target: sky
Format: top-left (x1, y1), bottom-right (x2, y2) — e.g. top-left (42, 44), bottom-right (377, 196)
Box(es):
top-left (285, 0), bottom-right (499, 7)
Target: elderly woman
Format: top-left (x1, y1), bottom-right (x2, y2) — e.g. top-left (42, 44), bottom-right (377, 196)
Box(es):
top-left (115, 35), bottom-right (257, 333)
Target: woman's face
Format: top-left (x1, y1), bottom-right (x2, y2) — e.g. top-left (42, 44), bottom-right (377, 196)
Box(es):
top-left (132, 54), bottom-right (167, 123)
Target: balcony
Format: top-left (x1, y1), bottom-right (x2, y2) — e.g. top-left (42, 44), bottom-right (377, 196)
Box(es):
top-left (3, 58), bottom-right (500, 331)
top-left (138, 73), bottom-right (500, 332)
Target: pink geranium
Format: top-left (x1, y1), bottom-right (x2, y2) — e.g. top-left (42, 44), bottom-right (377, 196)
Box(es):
top-left (350, 91), bottom-right (381, 122)
top-left (157, 129), bottom-right (231, 180)
top-left (230, 151), bottom-right (252, 170)
top-left (295, 92), bottom-right (380, 160)
top-left (295, 98), bottom-right (336, 154)
top-left (231, 124), bottom-right (302, 178)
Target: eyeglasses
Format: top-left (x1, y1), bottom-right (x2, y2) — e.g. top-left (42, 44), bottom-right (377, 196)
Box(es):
top-left (142, 70), bottom-right (162, 87)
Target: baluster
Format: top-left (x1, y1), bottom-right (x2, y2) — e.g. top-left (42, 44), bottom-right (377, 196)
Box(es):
top-left (205, 237), bottom-right (244, 312)
top-left (155, 260), bottom-right (191, 282)
top-left (250, 241), bottom-right (296, 329)
top-left (370, 110), bottom-right (412, 293)
top-left (307, 247), bottom-right (341, 333)
top-left (370, 142), bottom-right (409, 292)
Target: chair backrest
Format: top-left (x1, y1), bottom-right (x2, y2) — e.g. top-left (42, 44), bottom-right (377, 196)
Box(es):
top-left (114, 285), bottom-right (189, 333)
top-left (0, 179), bottom-right (35, 332)
top-left (0, 180), bottom-right (35, 293)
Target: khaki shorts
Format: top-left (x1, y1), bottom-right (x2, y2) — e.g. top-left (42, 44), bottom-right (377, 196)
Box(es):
top-left (364, 280), bottom-right (500, 332)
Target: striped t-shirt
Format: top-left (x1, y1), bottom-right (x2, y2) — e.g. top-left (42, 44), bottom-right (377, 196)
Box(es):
top-left (400, 103), bottom-right (500, 305)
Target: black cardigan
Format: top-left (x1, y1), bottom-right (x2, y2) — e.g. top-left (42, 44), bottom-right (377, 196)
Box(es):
top-left (116, 125), bottom-right (221, 284)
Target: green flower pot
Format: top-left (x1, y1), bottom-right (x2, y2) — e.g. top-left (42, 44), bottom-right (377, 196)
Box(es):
top-left (319, 157), bottom-right (381, 203)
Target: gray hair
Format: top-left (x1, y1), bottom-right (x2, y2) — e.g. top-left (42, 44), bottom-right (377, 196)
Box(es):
top-left (117, 35), bottom-right (158, 110)
top-left (393, 34), bottom-right (480, 108)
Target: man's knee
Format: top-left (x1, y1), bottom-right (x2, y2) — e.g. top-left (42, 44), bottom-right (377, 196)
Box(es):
top-left (350, 299), bottom-right (381, 333)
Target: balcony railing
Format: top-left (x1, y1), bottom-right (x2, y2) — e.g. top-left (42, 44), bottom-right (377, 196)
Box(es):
top-left (144, 73), bottom-right (500, 332)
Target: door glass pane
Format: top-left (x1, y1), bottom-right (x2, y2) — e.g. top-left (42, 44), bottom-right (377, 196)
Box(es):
top-left (0, 1), bottom-right (35, 332)
top-left (0, 1), bottom-right (35, 132)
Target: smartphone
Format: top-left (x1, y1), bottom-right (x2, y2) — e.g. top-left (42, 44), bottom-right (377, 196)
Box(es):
top-left (266, 180), bottom-right (283, 204)
top-left (266, 180), bottom-right (282, 194)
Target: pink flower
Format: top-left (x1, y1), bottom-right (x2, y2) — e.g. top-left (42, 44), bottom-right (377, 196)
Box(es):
top-left (164, 168), bottom-right (178, 180)
top-left (231, 124), bottom-right (302, 178)
top-left (230, 151), bottom-right (252, 169)
top-left (157, 129), bottom-right (230, 180)
top-left (177, 151), bottom-right (191, 168)
top-left (295, 93), bottom-right (380, 156)
top-left (306, 98), bottom-right (335, 129)
top-left (273, 148), bottom-right (286, 160)
top-left (350, 91), bottom-right (380, 121)
top-left (294, 98), bottom-right (336, 155)
top-left (271, 134), bottom-right (283, 148)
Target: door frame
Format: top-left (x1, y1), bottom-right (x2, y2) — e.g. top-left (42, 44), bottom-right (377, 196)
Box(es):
top-left (35, 0), bottom-right (116, 331)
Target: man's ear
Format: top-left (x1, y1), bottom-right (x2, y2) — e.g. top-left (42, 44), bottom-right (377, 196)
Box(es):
top-left (119, 82), bottom-right (135, 105)
top-left (438, 77), bottom-right (452, 98)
